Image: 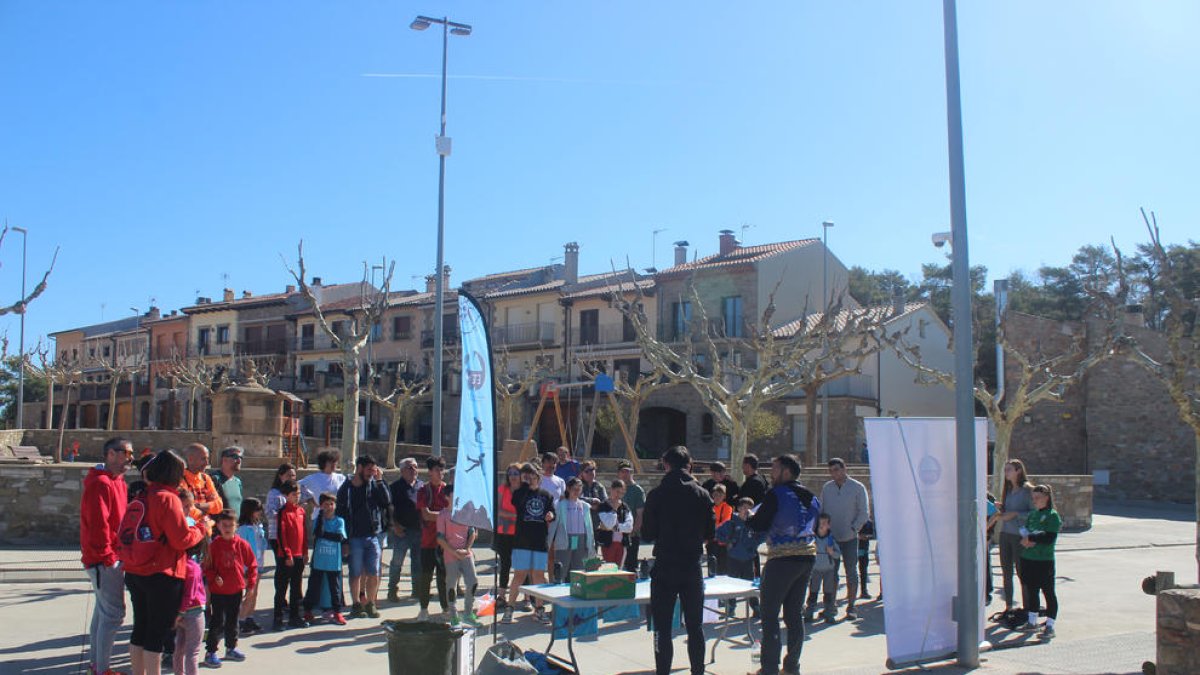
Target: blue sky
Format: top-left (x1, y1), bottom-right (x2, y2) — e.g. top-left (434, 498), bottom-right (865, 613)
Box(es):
top-left (1, 1), bottom-right (1196, 346)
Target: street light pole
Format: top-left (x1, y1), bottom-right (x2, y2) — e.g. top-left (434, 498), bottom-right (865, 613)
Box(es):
top-left (412, 15), bottom-right (471, 458)
top-left (13, 226), bottom-right (27, 430)
top-left (941, 0), bottom-right (981, 665)
top-left (821, 220), bottom-right (834, 461)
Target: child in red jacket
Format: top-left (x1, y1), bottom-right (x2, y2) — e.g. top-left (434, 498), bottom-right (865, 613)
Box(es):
top-left (274, 480), bottom-right (308, 630)
top-left (203, 510), bottom-right (258, 667)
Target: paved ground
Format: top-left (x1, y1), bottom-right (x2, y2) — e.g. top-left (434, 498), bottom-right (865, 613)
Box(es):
top-left (0, 502), bottom-right (1194, 675)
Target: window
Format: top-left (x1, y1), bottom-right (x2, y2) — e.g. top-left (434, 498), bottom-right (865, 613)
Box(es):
top-left (216, 325), bottom-right (230, 344)
top-left (301, 324), bottom-right (315, 350)
top-left (579, 309), bottom-right (599, 345)
top-left (722, 296), bottom-right (744, 338)
top-left (393, 316), bottom-right (412, 340)
top-left (331, 320), bottom-right (346, 338)
top-left (621, 315), bottom-right (636, 342)
top-left (299, 364), bottom-right (315, 385)
top-left (701, 413), bottom-right (715, 441)
top-left (671, 301), bottom-right (692, 340)
top-left (89, 347), bottom-right (96, 358)
top-left (792, 415), bottom-right (808, 455)
top-left (102, 345), bottom-right (111, 358)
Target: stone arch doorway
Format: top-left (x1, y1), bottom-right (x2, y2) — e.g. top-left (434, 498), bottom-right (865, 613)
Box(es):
top-left (637, 407), bottom-right (687, 458)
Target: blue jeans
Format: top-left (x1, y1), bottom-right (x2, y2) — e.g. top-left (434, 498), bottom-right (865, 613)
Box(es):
top-left (86, 563), bottom-right (126, 672)
top-left (349, 536), bottom-right (382, 578)
top-left (388, 526), bottom-right (423, 594)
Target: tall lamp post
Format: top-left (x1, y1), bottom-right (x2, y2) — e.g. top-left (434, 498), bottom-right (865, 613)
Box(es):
top-left (13, 226), bottom-right (28, 430)
top-left (941, 0), bottom-right (981, 664)
top-left (411, 14), bottom-right (472, 458)
top-left (820, 220), bottom-right (834, 461)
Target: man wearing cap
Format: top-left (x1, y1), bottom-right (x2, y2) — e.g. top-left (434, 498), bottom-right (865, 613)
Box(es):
top-left (182, 443), bottom-right (223, 518)
top-left (701, 462), bottom-right (740, 506)
top-left (616, 460), bottom-right (646, 572)
top-left (211, 446), bottom-right (245, 516)
top-left (336, 454), bottom-right (391, 619)
top-left (387, 457), bottom-right (424, 603)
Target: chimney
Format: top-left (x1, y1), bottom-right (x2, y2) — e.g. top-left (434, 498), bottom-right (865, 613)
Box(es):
top-left (148, 306), bottom-right (161, 321)
top-left (564, 242), bottom-right (580, 285)
top-left (673, 240), bottom-right (690, 267)
top-left (311, 277), bottom-right (322, 287)
top-left (719, 229), bottom-right (739, 255)
top-left (442, 265), bottom-right (451, 290)
top-left (892, 288), bottom-right (906, 317)
top-left (425, 274), bottom-right (437, 294)
top-left (242, 290), bottom-right (252, 299)
top-left (285, 284), bottom-right (296, 294)
top-left (196, 296), bottom-right (207, 305)
top-left (222, 288), bottom-right (235, 302)
top-left (1124, 304), bottom-right (1145, 328)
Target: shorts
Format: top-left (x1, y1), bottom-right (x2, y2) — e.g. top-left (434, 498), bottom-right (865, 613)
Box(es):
top-left (511, 548), bottom-right (547, 573)
top-left (349, 536), bottom-right (382, 578)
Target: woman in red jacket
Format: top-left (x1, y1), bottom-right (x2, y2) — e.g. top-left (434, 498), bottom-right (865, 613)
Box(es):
top-left (123, 450), bottom-right (207, 675)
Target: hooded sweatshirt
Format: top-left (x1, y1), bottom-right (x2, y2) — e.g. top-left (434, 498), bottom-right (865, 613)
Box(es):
top-left (122, 483), bottom-right (207, 579)
top-left (81, 466), bottom-right (128, 567)
top-left (642, 470), bottom-right (715, 569)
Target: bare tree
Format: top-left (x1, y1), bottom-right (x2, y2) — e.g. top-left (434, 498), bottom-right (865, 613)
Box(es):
top-left (22, 342), bottom-right (54, 430)
top-left (365, 363), bottom-right (432, 469)
top-left (619, 280), bottom-right (892, 469)
top-left (285, 242), bottom-right (394, 466)
top-left (494, 347), bottom-right (554, 442)
top-left (164, 352), bottom-right (229, 430)
top-left (1123, 209), bottom-right (1200, 579)
top-left (93, 345), bottom-right (147, 431)
top-left (0, 223), bottom-right (59, 317)
top-left (581, 361), bottom-right (677, 460)
top-left (24, 342), bottom-right (84, 460)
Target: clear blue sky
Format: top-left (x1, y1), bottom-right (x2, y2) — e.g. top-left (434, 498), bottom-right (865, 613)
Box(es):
top-left (1, 1), bottom-right (1196, 346)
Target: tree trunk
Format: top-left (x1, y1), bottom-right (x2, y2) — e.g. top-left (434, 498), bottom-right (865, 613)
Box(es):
top-left (991, 419), bottom-right (1015, 499)
top-left (188, 387), bottom-right (197, 431)
top-left (1194, 430), bottom-right (1199, 584)
top-left (106, 375), bottom-right (120, 431)
top-left (45, 378), bottom-right (54, 431)
top-left (728, 415), bottom-right (749, 473)
top-left (341, 359), bottom-right (360, 468)
top-left (55, 384), bottom-right (72, 462)
top-left (386, 403), bottom-right (402, 469)
top-left (626, 401), bottom-right (643, 458)
top-left (804, 385), bottom-right (820, 468)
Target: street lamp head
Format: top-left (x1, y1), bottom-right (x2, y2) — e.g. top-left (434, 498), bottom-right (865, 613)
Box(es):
top-left (932, 231), bottom-right (952, 248)
top-left (450, 26), bottom-right (472, 36)
top-left (822, 220), bottom-right (834, 229)
top-left (11, 226), bottom-right (27, 234)
top-left (410, 17), bottom-right (432, 30)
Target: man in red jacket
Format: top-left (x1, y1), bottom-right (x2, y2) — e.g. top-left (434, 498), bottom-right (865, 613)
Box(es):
top-left (80, 437), bottom-right (132, 675)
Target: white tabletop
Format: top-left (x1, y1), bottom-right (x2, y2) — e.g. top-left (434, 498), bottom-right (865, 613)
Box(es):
top-left (519, 575), bottom-right (758, 610)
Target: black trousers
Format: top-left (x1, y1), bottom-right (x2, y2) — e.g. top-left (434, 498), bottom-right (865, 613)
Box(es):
top-left (273, 556), bottom-right (304, 619)
top-left (624, 535), bottom-right (641, 573)
top-left (1019, 558), bottom-right (1058, 620)
top-left (206, 592), bottom-right (241, 653)
top-left (726, 557), bottom-right (759, 613)
top-left (759, 555), bottom-right (815, 675)
top-left (494, 533), bottom-right (515, 591)
top-left (304, 569), bottom-right (344, 612)
top-left (417, 547), bottom-right (447, 610)
top-left (649, 563), bottom-right (705, 675)
top-left (126, 572), bottom-right (184, 654)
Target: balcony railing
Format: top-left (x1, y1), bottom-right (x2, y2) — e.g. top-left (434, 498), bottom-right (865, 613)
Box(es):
top-left (492, 322), bottom-right (556, 347)
top-left (421, 330), bottom-right (461, 349)
top-left (295, 334), bottom-right (340, 352)
top-left (236, 338), bottom-right (289, 356)
top-left (577, 322), bottom-right (637, 347)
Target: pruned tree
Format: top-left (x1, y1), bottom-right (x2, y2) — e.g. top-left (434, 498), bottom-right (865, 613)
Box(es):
top-left (365, 362), bottom-right (432, 469)
top-left (0, 223), bottom-right (59, 317)
top-left (93, 344), bottom-right (147, 431)
top-left (619, 279), bottom-right (893, 469)
top-left (285, 242), bottom-right (394, 467)
top-left (582, 360), bottom-right (677, 459)
top-left (27, 342), bottom-right (84, 460)
top-left (494, 347), bottom-right (554, 442)
top-left (1122, 209), bottom-right (1200, 580)
top-left (22, 342), bottom-right (56, 431)
top-left (893, 267), bottom-right (1126, 498)
top-left (164, 352), bottom-right (229, 430)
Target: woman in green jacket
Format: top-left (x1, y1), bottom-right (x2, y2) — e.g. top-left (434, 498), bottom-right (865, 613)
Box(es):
top-left (1018, 484), bottom-right (1062, 639)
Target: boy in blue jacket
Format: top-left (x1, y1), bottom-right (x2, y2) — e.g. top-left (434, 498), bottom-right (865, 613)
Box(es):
top-left (715, 497), bottom-right (765, 616)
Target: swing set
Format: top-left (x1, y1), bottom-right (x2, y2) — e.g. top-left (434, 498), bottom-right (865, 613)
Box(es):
top-left (517, 373), bottom-right (644, 473)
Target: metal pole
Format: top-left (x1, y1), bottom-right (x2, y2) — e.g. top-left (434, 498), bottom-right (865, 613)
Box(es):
top-left (431, 18), bottom-right (449, 458)
top-left (821, 222), bottom-right (831, 461)
top-left (942, 0), bottom-right (980, 666)
top-left (16, 228), bottom-right (27, 430)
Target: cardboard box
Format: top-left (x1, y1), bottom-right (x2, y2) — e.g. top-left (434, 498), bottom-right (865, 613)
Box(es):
top-left (570, 569), bottom-right (636, 600)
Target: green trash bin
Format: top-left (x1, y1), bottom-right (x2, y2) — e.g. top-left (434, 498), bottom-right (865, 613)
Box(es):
top-left (382, 619), bottom-right (469, 675)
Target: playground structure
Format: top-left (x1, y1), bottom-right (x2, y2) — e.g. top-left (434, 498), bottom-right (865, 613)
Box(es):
top-left (516, 373), bottom-right (644, 473)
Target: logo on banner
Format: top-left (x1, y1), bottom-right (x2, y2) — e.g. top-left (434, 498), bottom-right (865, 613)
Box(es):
top-left (466, 351), bottom-right (485, 390)
top-left (919, 454), bottom-right (943, 485)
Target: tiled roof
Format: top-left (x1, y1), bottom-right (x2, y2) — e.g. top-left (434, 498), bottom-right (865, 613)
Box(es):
top-left (390, 289), bottom-right (460, 307)
top-left (465, 265), bottom-right (558, 285)
top-left (658, 239), bottom-right (819, 277)
top-left (561, 273), bottom-right (655, 300)
top-left (484, 279), bottom-right (566, 299)
top-left (772, 302), bottom-right (929, 337)
top-left (181, 290), bottom-right (297, 314)
top-left (50, 316), bottom-right (144, 338)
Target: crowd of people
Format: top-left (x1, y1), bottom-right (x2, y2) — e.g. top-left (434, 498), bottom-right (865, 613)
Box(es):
top-left (78, 436), bottom-right (1061, 675)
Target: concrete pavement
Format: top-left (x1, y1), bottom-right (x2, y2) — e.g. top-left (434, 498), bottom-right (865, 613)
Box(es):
top-left (0, 502), bottom-right (1194, 675)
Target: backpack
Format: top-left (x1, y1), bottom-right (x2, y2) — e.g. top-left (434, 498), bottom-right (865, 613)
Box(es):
top-left (117, 494), bottom-right (166, 568)
top-left (990, 607), bottom-right (1029, 630)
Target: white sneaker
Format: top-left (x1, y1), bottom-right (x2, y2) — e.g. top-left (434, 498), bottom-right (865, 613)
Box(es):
top-left (416, 608), bottom-right (429, 621)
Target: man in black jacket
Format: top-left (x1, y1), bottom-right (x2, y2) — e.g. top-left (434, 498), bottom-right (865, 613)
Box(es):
top-left (642, 446), bottom-right (714, 675)
top-left (336, 455), bottom-right (391, 618)
top-left (387, 457), bottom-right (424, 602)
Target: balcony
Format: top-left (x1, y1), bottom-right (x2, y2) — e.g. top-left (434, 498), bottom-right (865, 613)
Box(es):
top-left (576, 322), bottom-right (637, 348)
top-left (295, 334), bottom-right (340, 352)
top-left (236, 338), bottom-right (289, 356)
top-left (492, 322), bottom-right (556, 348)
top-left (420, 329), bottom-right (461, 349)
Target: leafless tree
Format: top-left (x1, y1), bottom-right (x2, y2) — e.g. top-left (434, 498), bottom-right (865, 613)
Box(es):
top-left (164, 352), bottom-right (229, 430)
top-left (92, 344), bottom-right (147, 431)
top-left (0, 223), bottom-right (59, 318)
top-left (619, 279), bottom-right (892, 469)
top-left (285, 242), bottom-right (394, 467)
top-left (365, 362), bottom-right (432, 469)
top-left (24, 341), bottom-right (84, 460)
top-left (581, 361), bottom-right (677, 460)
top-left (494, 347), bottom-right (554, 442)
top-left (1122, 209), bottom-right (1199, 579)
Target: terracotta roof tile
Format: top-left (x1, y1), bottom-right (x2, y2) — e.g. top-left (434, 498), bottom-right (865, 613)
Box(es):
top-left (772, 301), bottom-right (928, 337)
top-left (658, 239), bottom-right (819, 277)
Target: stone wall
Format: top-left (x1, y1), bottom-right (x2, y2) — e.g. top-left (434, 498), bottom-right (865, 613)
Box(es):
top-left (17, 429), bottom-right (213, 462)
top-left (1156, 588), bottom-right (1200, 675)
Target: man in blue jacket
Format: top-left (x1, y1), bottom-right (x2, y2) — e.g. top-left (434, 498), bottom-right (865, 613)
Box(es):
top-left (747, 453), bottom-right (821, 675)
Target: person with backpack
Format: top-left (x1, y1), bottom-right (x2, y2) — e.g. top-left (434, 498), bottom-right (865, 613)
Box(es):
top-left (747, 453), bottom-right (821, 675)
top-left (81, 437), bottom-right (132, 675)
top-left (119, 450), bottom-right (207, 675)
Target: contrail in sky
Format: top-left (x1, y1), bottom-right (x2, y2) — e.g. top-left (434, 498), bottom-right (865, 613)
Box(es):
top-left (362, 72), bottom-right (669, 86)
